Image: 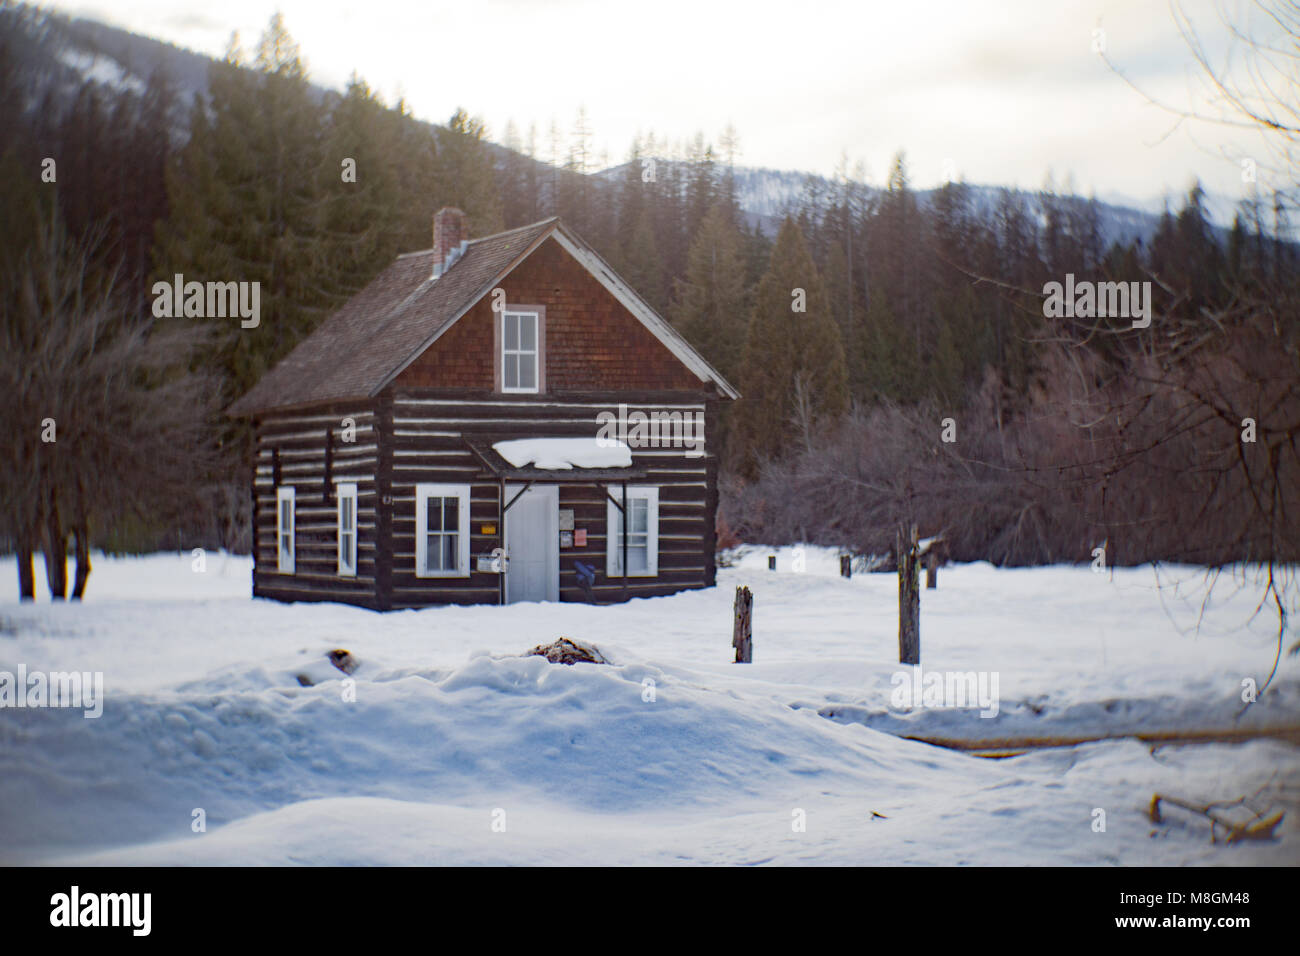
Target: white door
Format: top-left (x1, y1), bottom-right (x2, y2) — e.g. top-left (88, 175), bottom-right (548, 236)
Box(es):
top-left (504, 484), bottom-right (558, 603)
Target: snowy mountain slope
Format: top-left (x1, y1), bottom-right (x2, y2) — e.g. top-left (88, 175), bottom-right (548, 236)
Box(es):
top-left (2, 6), bottom-right (209, 118)
top-left (600, 157), bottom-right (1234, 247)
top-left (0, 550), bottom-right (1296, 865)
top-left (54, 46), bottom-right (145, 96)
top-left (10, 6), bottom-right (1241, 252)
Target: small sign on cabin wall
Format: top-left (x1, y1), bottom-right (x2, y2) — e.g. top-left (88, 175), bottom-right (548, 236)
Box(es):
top-left (560, 531), bottom-right (574, 548)
top-left (480, 523), bottom-right (497, 535)
top-left (559, 509), bottom-right (575, 531)
top-left (574, 529), bottom-right (587, 547)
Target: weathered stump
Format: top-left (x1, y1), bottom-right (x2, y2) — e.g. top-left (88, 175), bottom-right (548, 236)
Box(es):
top-left (840, 554), bottom-right (852, 579)
top-left (732, 586), bottom-right (753, 663)
top-left (897, 525), bottom-right (920, 665)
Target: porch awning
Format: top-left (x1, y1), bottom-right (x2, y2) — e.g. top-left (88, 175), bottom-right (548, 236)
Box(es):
top-left (464, 436), bottom-right (647, 482)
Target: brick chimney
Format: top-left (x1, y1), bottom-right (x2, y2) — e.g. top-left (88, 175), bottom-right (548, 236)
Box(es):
top-left (432, 207), bottom-right (467, 277)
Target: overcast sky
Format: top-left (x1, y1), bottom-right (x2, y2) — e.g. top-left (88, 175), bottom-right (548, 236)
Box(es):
top-left (46, 0), bottom-right (1286, 206)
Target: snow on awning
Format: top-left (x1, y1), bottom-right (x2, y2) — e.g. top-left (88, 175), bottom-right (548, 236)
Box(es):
top-left (492, 437), bottom-right (633, 471)
top-left (463, 436), bottom-right (646, 482)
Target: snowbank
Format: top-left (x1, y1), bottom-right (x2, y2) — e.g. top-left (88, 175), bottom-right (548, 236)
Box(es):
top-left (0, 548), bottom-right (1296, 865)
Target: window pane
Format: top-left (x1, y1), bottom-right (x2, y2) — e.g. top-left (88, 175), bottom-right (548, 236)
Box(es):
top-left (504, 313), bottom-right (518, 350)
top-left (520, 314), bottom-right (536, 351)
top-left (342, 498), bottom-right (353, 529)
top-left (628, 543), bottom-right (648, 574)
top-left (631, 499), bottom-right (647, 533)
top-left (426, 497), bottom-right (442, 531)
top-left (518, 355), bottom-right (535, 390)
top-left (504, 353), bottom-right (518, 389)
top-left (443, 497), bottom-right (459, 532)
top-left (426, 536), bottom-right (442, 572)
top-left (443, 533), bottom-right (458, 571)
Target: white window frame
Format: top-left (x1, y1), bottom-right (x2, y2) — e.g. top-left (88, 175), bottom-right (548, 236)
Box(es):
top-left (276, 485), bottom-right (295, 574)
top-left (500, 309), bottom-right (540, 394)
top-left (336, 482), bottom-right (358, 577)
top-left (415, 482), bottom-right (471, 578)
top-left (606, 485), bottom-right (658, 578)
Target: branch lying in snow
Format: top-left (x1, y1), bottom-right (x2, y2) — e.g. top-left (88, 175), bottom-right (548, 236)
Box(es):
top-left (1148, 790), bottom-right (1286, 844)
top-left (526, 637), bottom-right (609, 666)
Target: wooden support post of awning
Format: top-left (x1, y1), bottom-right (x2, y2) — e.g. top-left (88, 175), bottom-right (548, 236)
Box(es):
top-left (497, 478), bottom-right (505, 606)
top-left (502, 481), bottom-right (535, 514)
top-left (623, 482), bottom-right (628, 601)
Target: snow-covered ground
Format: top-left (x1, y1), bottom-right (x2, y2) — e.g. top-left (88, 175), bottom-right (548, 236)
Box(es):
top-left (0, 547), bottom-right (1296, 865)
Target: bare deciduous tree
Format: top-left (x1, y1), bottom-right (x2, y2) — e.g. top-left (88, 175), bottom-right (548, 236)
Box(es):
top-left (0, 205), bottom-right (219, 600)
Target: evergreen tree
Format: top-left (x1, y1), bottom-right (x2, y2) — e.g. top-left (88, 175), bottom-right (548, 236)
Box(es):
top-left (673, 202), bottom-right (747, 384)
top-left (683, 132), bottom-right (716, 241)
top-left (856, 290), bottom-right (920, 403)
top-left (927, 180), bottom-right (982, 400)
top-left (732, 218), bottom-right (848, 475)
top-left (621, 203), bottom-right (666, 314)
top-left (155, 15), bottom-right (330, 409)
top-left (315, 75), bottom-right (407, 300)
top-left (436, 108), bottom-right (503, 236)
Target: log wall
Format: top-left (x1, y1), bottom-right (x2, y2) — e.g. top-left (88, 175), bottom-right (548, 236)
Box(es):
top-left (252, 403), bottom-right (380, 608)
top-left (385, 388), bottom-right (719, 608)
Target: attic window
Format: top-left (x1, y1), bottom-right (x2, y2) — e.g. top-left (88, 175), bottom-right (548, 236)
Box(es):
top-left (500, 309), bottom-right (540, 393)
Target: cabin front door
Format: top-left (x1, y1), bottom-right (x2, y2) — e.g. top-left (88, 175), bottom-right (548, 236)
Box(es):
top-left (504, 484), bottom-right (559, 603)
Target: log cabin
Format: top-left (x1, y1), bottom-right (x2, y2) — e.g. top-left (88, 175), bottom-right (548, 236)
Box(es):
top-left (227, 208), bottom-right (739, 609)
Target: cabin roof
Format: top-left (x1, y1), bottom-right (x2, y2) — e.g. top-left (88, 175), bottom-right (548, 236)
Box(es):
top-left (227, 217), bottom-right (738, 416)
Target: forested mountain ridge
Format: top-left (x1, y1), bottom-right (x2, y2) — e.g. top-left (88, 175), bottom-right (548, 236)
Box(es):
top-left (6, 2), bottom-right (1229, 250)
top-left (1, 2), bottom-right (1295, 576)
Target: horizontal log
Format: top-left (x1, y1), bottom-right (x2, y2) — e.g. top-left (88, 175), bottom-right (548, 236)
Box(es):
top-left (393, 396), bottom-right (706, 411)
top-left (254, 570), bottom-right (375, 589)
top-left (252, 586), bottom-right (381, 610)
top-left (392, 387), bottom-right (713, 404)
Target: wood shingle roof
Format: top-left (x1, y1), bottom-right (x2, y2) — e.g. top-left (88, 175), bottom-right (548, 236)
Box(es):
top-left (227, 217), bottom-right (737, 416)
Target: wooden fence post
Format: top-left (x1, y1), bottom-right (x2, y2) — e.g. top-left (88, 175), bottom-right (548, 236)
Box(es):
top-left (897, 524), bottom-right (920, 665)
top-left (732, 586), bottom-right (753, 663)
top-left (926, 549), bottom-right (937, 589)
top-left (840, 554), bottom-right (852, 579)
top-left (768, 555), bottom-right (776, 571)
